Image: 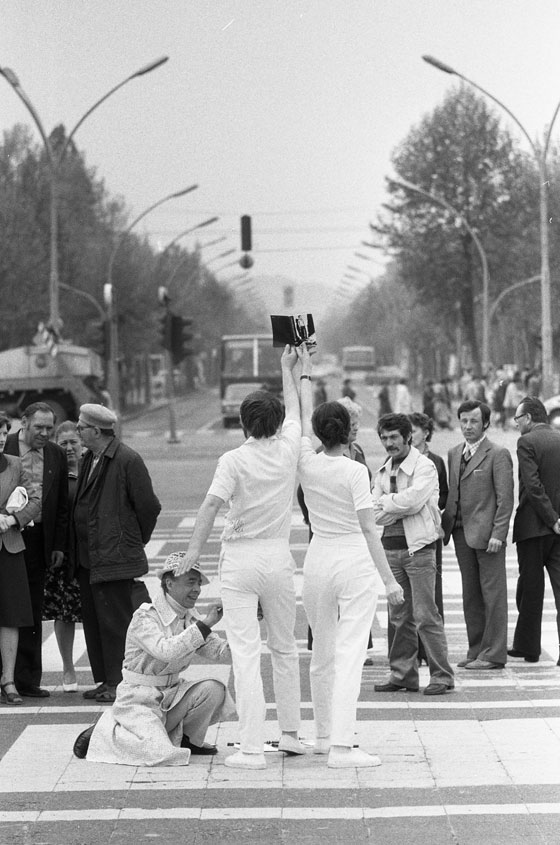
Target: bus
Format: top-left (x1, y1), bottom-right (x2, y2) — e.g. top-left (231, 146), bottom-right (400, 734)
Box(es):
top-left (341, 345), bottom-right (376, 378)
top-left (219, 334), bottom-right (282, 427)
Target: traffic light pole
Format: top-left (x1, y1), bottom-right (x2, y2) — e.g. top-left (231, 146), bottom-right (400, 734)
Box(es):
top-left (164, 346), bottom-right (181, 444)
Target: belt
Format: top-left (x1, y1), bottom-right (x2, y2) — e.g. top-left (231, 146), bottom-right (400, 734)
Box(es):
top-left (121, 668), bottom-right (180, 688)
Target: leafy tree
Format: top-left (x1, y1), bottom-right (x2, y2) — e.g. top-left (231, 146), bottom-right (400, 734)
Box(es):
top-left (373, 86), bottom-right (539, 373)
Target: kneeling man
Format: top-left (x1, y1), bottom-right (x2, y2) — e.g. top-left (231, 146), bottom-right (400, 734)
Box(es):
top-left (73, 553), bottom-right (234, 765)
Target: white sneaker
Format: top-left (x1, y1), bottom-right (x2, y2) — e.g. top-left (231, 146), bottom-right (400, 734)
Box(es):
top-left (277, 736), bottom-right (306, 755)
top-left (313, 737), bottom-right (331, 755)
top-left (327, 748), bottom-right (382, 769)
top-left (224, 751), bottom-right (266, 770)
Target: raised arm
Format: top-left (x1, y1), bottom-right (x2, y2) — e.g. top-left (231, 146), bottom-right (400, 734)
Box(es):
top-left (297, 344), bottom-right (313, 438)
top-left (281, 344), bottom-right (301, 422)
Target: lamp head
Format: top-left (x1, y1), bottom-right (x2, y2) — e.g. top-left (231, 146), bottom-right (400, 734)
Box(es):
top-left (134, 57), bottom-right (169, 76)
top-left (422, 55), bottom-right (456, 75)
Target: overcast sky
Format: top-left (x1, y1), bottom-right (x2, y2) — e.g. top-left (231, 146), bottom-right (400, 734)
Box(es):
top-left (3, 0), bottom-right (560, 314)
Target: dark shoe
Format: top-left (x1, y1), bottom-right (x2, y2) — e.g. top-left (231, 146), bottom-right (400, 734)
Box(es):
top-left (181, 736), bottom-right (218, 755)
top-left (363, 658), bottom-right (374, 667)
top-left (73, 725), bottom-right (95, 759)
top-left (423, 682), bottom-right (454, 696)
top-left (507, 648), bottom-right (539, 663)
top-left (83, 683), bottom-right (107, 700)
top-left (464, 659), bottom-right (504, 670)
top-left (1, 683), bottom-right (23, 705)
top-left (18, 685), bottom-right (50, 698)
top-left (374, 682), bottom-right (419, 692)
top-left (95, 684), bottom-right (117, 703)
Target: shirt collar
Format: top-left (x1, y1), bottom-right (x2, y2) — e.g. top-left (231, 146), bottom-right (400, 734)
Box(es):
top-left (463, 434), bottom-right (486, 456)
top-left (378, 445), bottom-right (420, 476)
top-left (18, 429), bottom-right (41, 455)
top-left (152, 588), bottom-right (200, 627)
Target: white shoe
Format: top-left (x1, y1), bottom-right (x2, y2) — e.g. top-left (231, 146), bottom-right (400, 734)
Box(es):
top-left (224, 751), bottom-right (266, 770)
top-left (313, 737), bottom-right (330, 755)
top-left (327, 748), bottom-right (382, 769)
top-left (277, 736), bottom-right (306, 755)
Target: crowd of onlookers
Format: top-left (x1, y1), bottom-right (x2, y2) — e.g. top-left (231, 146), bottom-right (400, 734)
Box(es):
top-left (2, 352), bottom-right (559, 776)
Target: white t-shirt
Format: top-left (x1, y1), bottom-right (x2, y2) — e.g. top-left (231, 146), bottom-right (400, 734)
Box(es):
top-left (207, 418), bottom-right (301, 542)
top-left (298, 436), bottom-right (373, 538)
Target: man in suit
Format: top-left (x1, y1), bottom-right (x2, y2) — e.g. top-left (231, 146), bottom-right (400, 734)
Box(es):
top-left (4, 402), bottom-right (68, 697)
top-left (509, 397), bottom-right (560, 664)
top-left (71, 404), bottom-right (161, 704)
top-left (443, 400), bottom-right (513, 670)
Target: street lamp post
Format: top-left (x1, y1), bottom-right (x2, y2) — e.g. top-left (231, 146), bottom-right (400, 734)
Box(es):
top-left (106, 184), bottom-right (199, 413)
top-left (423, 54), bottom-right (560, 398)
top-left (0, 57), bottom-right (169, 334)
top-left (157, 216), bottom-right (219, 263)
top-left (392, 176), bottom-right (490, 374)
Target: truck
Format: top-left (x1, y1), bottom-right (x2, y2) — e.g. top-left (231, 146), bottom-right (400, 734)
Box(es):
top-left (219, 334), bottom-right (282, 427)
top-left (0, 343), bottom-right (108, 422)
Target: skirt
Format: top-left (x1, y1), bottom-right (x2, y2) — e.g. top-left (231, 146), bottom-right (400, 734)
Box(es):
top-left (0, 546), bottom-right (34, 627)
top-left (43, 564), bottom-right (82, 623)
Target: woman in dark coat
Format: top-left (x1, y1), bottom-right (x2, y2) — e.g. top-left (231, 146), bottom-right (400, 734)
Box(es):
top-left (0, 413), bottom-right (41, 704)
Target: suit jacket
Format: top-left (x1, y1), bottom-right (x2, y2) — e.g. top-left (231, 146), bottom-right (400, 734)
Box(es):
top-left (4, 433), bottom-right (69, 562)
top-left (443, 437), bottom-right (514, 549)
top-left (0, 454), bottom-right (42, 553)
top-left (513, 423), bottom-right (560, 543)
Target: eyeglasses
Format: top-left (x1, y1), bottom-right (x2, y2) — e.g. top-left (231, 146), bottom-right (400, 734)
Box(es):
top-left (76, 423), bottom-right (95, 433)
top-left (513, 413), bottom-right (528, 422)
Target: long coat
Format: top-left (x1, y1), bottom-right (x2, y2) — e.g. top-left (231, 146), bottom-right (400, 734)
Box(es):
top-left (443, 438), bottom-right (514, 548)
top-left (0, 455), bottom-right (41, 552)
top-left (87, 589), bottom-right (235, 766)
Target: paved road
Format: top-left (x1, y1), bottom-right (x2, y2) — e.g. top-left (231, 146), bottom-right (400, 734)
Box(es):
top-left (1, 392), bottom-right (559, 844)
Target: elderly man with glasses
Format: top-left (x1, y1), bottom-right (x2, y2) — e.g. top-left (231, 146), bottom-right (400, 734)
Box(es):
top-left (509, 397), bottom-right (560, 666)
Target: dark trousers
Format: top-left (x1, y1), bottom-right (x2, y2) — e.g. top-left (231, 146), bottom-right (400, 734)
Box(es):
top-left (513, 535), bottom-right (560, 657)
top-left (15, 526), bottom-right (46, 688)
top-left (78, 567), bottom-right (134, 686)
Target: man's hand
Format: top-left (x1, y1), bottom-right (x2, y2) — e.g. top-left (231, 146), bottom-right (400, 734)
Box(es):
top-left (281, 344), bottom-right (298, 371)
top-left (386, 581), bottom-right (405, 606)
top-left (374, 511), bottom-right (398, 527)
top-left (486, 537), bottom-right (503, 554)
top-left (202, 602), bottom-right (224, 629)
top-left (553, 519), bottom-right (560, 536)
top-left (51, 550), bottom-right (65, 570)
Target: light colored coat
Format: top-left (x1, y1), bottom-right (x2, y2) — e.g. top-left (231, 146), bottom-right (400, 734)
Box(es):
top-left (0, 455), bottom-right (41, 552)
top-left (87, 589), bottom-right (235, 766)
top-left (372, 446), bottom-right (440, 554)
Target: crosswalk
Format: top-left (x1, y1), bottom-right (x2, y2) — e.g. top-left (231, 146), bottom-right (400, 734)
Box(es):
top-left (1, 509), bottom-right (559, 842)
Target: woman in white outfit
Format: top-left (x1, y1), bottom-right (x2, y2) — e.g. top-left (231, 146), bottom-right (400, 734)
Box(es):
top-left (178, 346), bottom-right (303, 770)
top-left (297, 349), bottom-right (404, 768)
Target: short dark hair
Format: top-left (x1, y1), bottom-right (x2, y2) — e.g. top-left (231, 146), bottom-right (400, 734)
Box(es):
top-left (0, 412), bottom-right (11, 431)
top-left (377, 413), bottom-right (412, 440)
top-left (239, 390), bottom-right (284, 439)
top-left (519, 396), bottom-right (548, 424)
top-left (312, 401), bottom-right (350, 449)
top-left (457, 399), bottom-right (491, 426)
top-left (409, 412), bottom-right (434, 442)
top-left (22, 401), bottom-right (56, 423)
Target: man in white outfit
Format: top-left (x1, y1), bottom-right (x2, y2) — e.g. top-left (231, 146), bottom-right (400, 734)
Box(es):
top-left (178, 346), bottom-right (303, 769)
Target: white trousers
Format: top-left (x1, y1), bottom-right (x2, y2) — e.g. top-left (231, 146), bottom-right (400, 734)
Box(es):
top-left (303, 534), bottom-right (377, 747)
top-left (220, 538), bottom-right (301, 754)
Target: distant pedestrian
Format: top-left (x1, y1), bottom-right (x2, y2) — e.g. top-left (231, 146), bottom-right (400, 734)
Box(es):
top-left (313, 378), bottom-right (328, 407)
top-left (378, 382), bottom-right (392, 416)
top-left (342, 378), bottom-right (356, 401)
top-left (422, 380), bottom-right (435, 418)
top-left (394, 378), bottom-right (412, 414)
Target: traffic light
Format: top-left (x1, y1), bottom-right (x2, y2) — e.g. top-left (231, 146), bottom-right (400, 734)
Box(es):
top-left (240, 215), bottom-right (252, 251)
top-left (170, 315), bottom-right (194, 365)
top-left (159, 311), bottom-right (172, 350)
